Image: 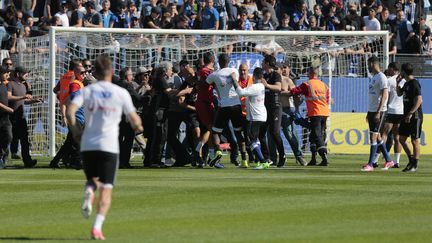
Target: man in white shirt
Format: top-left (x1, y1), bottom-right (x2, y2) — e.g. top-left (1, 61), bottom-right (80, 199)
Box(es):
top-left (66, 55), bottom-right (143, 240)
top-left (373, 62), bottom-right (405, 168)
top-left (206, 54), bottom-right (247, 168)
top-left (232, 67), bottom-right (270, 169)
top-left (362, 55), bottom-right (394, 172)
top-left (363, 7), bottom-right (381, 31)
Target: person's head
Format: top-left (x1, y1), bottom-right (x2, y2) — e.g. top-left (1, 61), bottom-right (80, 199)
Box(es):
top-left (26, 16), bottom-right (34, 26)
top-left (16, 10), bottom-right (23, 20)
top-left (308, 66), bottom-right (319, 79)
top-left (129, 1), bottom-right (137, 12)
top-left (367, 55), bottom-right (380, 73)
top-left (169, 3), bottom-right (177, 15)
top-left (262, 54), bottom-right (276, 71)
top-left (179, 59), bottom-right (190, 72)
top-left (300, 1), bottom-right (307, 11)
top-left (368, 7), bottom-right (376, 19)
top-left (14, 66), bottom-right (30, 81)
top-left (240, 8), bottom-right (248, 21)
top-left (157, 61), bottom-right (173, 78)
top-left (82, 59), bottom-right (92, 73)
top-left (2, 58), bottom-right (13, 71)
top-left (239, 64), bottom-right (249, 79)
top-left (205, 0), bottom-right (214, 8)
top-left (177, 15), bottom-right (190, 28)
top-left (151, 6), bottom-right (161, 18)
top-left (218, 54), bottom-right (230, 68)
top-left (51, 16), bottom-right (62, 26)
top-left (281, 62), bottom-right (291, 76)
top-left (136, 67), bottom-right (151, 84)
top-left (386, 62), bottom-right (398, 76)
top-left (252, 67), bottom-right (263, 83)
top-left (102, 0), bottom-right (110, 11)
top-left (313, 4), bottom-right (322, 15)
top-left (203, 52), bottom-right (215, 66)
top-left (119, 67), bottom-right (133, 82)
top-left (381, 7), bottom-right (389, 20)
top-left (69, 59), bottom-right (83, 71)
top-left (401, 63), bottom-right (414, 78)
top-left (73, 65), bottom-right (86, 82)
top-left (281, 13), bottom-right (290, 26)
top-left (85, 1), bottom-right (96, 13)
top-left (22, 25), bottom-right (31, 37)
top-left (0, 68), bottom-right (9, 82)
top-left (396, 9), bottom-right (405, 21)
top-left (263, 10), bottom-right (271, 22)
top-left (94, 54), bottom-right (113, 81)
top-left (309, 15), bottom-right (317, 27)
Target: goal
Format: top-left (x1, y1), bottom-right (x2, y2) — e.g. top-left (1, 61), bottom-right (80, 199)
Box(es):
top-left (14, 28), bottom-right (389, 156)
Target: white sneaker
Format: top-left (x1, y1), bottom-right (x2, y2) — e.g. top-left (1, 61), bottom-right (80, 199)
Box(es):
top-left (81, 190), bottom-right (94, 219)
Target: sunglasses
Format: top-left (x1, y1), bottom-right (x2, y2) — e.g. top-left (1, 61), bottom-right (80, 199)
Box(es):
top-left (5, 63), bottom-right (13, 66)
top-left (84, 64), bottom-right (92, 68)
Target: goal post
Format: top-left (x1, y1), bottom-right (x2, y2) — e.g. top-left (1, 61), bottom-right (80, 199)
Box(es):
top-left (44, 28), bottom-right (389, 156)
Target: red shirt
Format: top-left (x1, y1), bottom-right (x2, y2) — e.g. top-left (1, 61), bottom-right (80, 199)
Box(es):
top-left (196, 67), bottom-right (214, 102)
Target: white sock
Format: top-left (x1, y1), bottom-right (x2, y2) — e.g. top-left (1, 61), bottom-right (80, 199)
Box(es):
top-left (195, 142), bottom-right (204, 153)
top-left (373, 153), bottom-right (380, 163)
top-left (394, 153), bottom-right (401, 164)
top-left (209, 148), bottom-right (215, 159)
top-left (93, 214), bottom-right (105, 231)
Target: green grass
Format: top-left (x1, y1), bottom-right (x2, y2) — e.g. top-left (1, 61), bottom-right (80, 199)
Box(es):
top-left (1, 154), bottom-right (432, 242)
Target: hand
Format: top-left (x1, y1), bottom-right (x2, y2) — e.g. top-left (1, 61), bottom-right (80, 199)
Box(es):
top-left (24, 94), bottom-right (33, 100)
top-left (404, 113), bottom-right (412, 123)
top-left (184, 87), bottom-right (193, 94)
top-left (84, 20), bottom-right (90, 27)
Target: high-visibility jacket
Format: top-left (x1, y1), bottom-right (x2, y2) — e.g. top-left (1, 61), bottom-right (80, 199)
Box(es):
top-left (291, 78), bottom-right (330, 117)
top-left (58, 71), bottom-right (74, 106)
top-left (238, 75), bottom-right (253, 117)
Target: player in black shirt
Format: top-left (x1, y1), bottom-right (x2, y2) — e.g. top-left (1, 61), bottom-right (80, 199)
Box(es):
top-left (397, 63), bottom-right (423, 172)
top-left (259, 55), bottom-right (286, 167)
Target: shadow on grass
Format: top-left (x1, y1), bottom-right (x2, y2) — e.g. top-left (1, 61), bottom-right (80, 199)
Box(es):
top-left (0, 237), bottom-right (88, 241)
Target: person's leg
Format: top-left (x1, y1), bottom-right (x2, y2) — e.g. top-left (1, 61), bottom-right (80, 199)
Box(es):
top-left (168, 112), bottom-right (189, 166)
top-left (149, 108), bottom-right (167, 167)
top-left (119, 121), bottom-right (135, 168)
top-left (9, 116), bottom-right (19, 157)
top-left (269, 106), bottom-right (286, 167)
top-left (282, 107), bottom-right (305, 165)
top-left (392, 124), bottom-right (402, 167)
top-left (0, 119), bottom-right (12, 167)
top-left (18, 118), bottom-right (35, 166)
top-left (258, 120), bottom-right (270, 160)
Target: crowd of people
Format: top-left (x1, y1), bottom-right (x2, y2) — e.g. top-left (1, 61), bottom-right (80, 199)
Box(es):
top-left (0, 0), bottom-right (431, 54)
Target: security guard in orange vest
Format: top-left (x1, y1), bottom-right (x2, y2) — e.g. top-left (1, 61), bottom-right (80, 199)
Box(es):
top-left (286, 66), bottom-right (330, 166)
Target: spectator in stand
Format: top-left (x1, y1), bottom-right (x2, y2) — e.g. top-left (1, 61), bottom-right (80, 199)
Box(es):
top-left (393, 9), bottom-right (415, 53)
top-left (2, 58), bottom-right (14, 73)
top-left (404, 0), bottom-right (422, 25)
top-left (142, 6), bottom-right (161, 28)
top-left (364, 7), bottom-right (381, 30)
top-left (84, 1), bottom-right (103, 28)
top-left (258, 0), bottom-right (279, 29)
top-left (45, 0), bottom-right (62, 20)
top-left (419, 24), bottom-right (431, 53)
top-left (113, 3), bottom-right (131, 28)
top-left (378, 7), bottom-right (392, 31)
top-left (131, 16), bottom-right (141, 28)
top-left (257, 9), bottom-right (274, 30)
top-left (14, 0), bottom-right (37, 18)
top-left (238, 8), bottom-right (253, 30)
top-left (312, 4), bottom-right (326, 30)
top-left (361, 0), bottom-right (383, 17)
top-left (179, 0), bottom-right (197, 19)
top-left (167, 3), bottom-right (179, 21)
top-left (325, 3), bottom-right (343, 30)
top-left (201, 0), bottom-right (219, 30)
top-left (128, 2), bottom-right (140, 19)
top-left (175, 15), bottom-right (190, 29)
top-left (308, 16), bottom-right (322, 30)
top-left (344, 3), bottom-right (365, 31)
top-left (70, 0), bottom-right (85, 27)
top-left (291, 1), bottom-right (310, 30)
top-left (100, 0), bottom-right (116, 28)
top-left (141, 0), bottom-right (158, 19)
top-left (55, 1), bottom-right (69, 27)
top-left (276, 13), bottom-right (293, 30)
top-left (241, 0), bottom-right (258, 18)
top-left (0, 5), bottom-right (18, 53)
top-left (161, 11), bottom-right (174, 28)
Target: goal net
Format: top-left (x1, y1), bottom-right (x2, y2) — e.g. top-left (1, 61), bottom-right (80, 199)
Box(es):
top-left (13, 28), bottom-right (389, 156)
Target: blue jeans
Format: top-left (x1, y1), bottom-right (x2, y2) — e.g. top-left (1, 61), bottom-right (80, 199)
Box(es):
top-left (281, 107), bottom-right (302, 157)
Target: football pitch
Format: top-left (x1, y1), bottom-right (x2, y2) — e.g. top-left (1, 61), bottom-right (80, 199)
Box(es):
top-left (1, 154), bottom-right (432, 242)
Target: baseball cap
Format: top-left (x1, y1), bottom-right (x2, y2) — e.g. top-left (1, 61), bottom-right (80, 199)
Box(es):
top-left (137, 67), bottom-right (151, 74)
top-left (15, 66), bottom-right (30, 74)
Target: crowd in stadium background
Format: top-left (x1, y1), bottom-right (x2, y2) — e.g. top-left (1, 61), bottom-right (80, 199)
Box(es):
top-left (0, 0), bottom-right (431, 54)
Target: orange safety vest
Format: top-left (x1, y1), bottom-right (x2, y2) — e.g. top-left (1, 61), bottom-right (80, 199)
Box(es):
top-left (239, 76), bottom-right (253, 117)
top-left (58, 71), bottom-right (74, 106)
top-left (304, 79), bottom-right (330, 117)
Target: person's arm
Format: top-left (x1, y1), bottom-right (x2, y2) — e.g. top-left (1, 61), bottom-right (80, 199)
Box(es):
top-left (214, 9), bottom-right (220, 29)
top-left (282, 82), bottom-right (308, 96)
top-left (7, 91), bottom-right (32, 102)
top-left (261, 77), bottom-right (281, 92)
top-left (31, 0), bottom-right (37, 12)
top-left (146, 19), bottom-right (161, 29)
top-left (65, 102), bottom-right (80, 139)
top-left (0, 103), bottom-right (13, 113)
top-left (396, 77), bottom-right (405, 96)
top-left (374, 88), bottom-right (388, 121)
